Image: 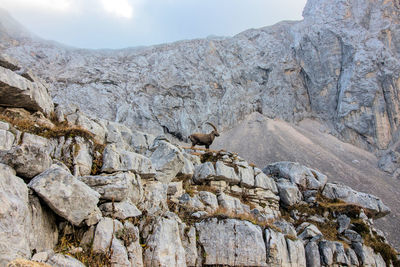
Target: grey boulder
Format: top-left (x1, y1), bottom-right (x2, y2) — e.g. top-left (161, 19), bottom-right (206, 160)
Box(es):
top-left (28, 166), bottom-right (100, 225)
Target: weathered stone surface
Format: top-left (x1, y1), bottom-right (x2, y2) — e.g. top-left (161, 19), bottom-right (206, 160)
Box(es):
top-left (286, 238), bottom-right (306, 267)
top-left (149, 138), bottom-right (185, 183)
top-left (0, 163), bottom-right (30, 265)
top-left (28, 166), bottom-right (100, 226)
top-left (296, 222), bottom-right (323, 242)
top-left (138, 181), bottom-right (168, 215)
top-left (0, 143), bottom-right (52, 179)
top-left (276, 178), bottom-right (303, 206)
top-left (79, 172), bottom-right (142, 204)
top-left (0, 128), bottom-right (14, 151)
top-left (47, 253), bottom-right (85, 267)
top-left (72, 137), bottom-right (92, 176)
top-left (110, 238), bottom-right (130, 267)
top-left (305, 241), bottom-right (320, 267)
top-left (124, 222), bottom-right (143, 267)
top-left (319, 240), bottom-right (350, 266)
top-left (101, 144), bottom-right (156, 177)
top-left (322, 182), bottom-right (390, 218)
top-left (217, 193), bottom-right (249, 214)
top-left (264, 162), bottom-right (327, 190)
top-left (196, 218), bottom-right (267, 266)
top-left (198, 191), bottom-right (219, 212)
top-left (28, 192), bottom-right (58, 253)
top-left (178, 154), bottom-right (195, 179)
top-left (144, 215), bottom-right (186, 267)
top-left (265, 228), bottom-right (290, 266)
top-left (99, 200), bottom-right (142, 220)
top-left (254, 171), bottom-right (278, 193)
top-left (92, 217), bottom-right (123, 253)
top-left (215, 161), bottom-right (240, 184)
top-left (337, 214), bottom-right (351, 234)
top-left (273, 219), bottom-right (297, 237)
top-left (0, 65), bottom-right (54, 116)
top-left (179, 224), bottom-right (197, 267)
top-left (193, 162), bottom-right (215, 184)
top-left (238, 165), bottom-right (255, 187)
top-left (353, 242), bottom-right (386, 267)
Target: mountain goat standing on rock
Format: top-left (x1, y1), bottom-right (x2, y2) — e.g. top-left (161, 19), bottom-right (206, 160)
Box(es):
top-left (189, 122), bottom-right (219, 149)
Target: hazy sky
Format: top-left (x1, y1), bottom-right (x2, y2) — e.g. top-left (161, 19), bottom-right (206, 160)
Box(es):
top-left (2, 0), bottom-right (307, 49)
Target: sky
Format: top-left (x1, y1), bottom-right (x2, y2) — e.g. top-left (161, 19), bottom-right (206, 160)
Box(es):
top-left (2, 0), bottom-right (307, 49)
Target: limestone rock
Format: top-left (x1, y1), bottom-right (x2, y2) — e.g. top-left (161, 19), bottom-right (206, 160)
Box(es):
top-left (99, 200), bottom-right (142, 220)
top-left (319, 240), bottom-right (350, 266)
top-left (265, 228), bottom-right (290, 266)
top-left (28, 166), bottom-right (100, 226)
top-left (238, 165), bottom-right (255, 188)
top-left (72, 137), bottom-right (92, 176)
top-left (0, 164), bottom-right (30, 265)
top-left (149, 138), bottom-right (185, 183)
top-left (0, 143), bottom-right (52, 179)
top-left (322, 182), bottom-right (390, 218)
top-left (215, 161), bottom-right (240, 184)
top-left (47, 253), bottom-right (85, 267)
top-left (193, 162), bottom-right (215, 184)
top-left (196, 218), bottom-right (267, 266)
top-left (217, 193), bottom-right (249, 215)
top-left (92, 217), bottom-right (123, 253)
top-left (198, 191), bottom-right (219, 212)
top-left (254, 171), bottom-right (278, 193)
top-left (0, 127), bottom-right (14, 151)
top-left (28, 192), bottom-right (58, 253)
top-left (138, 181), bottom-right (168, 215)
top-left (110, 238), bottom-right (130, 267)
top-left (124, 222), bottom-right (143, 267)
top-left (179, 224), bottom-right (197, 267)
top-left (305, 241), bottom-right (320, 267)
top-left (79, 172), bottom-right (142, 204)
top-left (264, 162), bottom-right (327, 190)
top-left (101, 144), bottom-right (156, 177)
top-left (0, 65), bottom-right (54, 116)
top-left (276, 178), bottom-right (303, 206)
top-left (144, 215), bottom-right (186, 267)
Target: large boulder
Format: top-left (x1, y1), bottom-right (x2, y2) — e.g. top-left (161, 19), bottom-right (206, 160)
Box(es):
top-left (264, 162), bottom-right (327, 190)
top-left (196, 218), bottom-right (267, 266)
top-left (144, 214), bottom-right (186, 267)
top-left (28, 192), bottom-right (59, 254)
top-left (28, 166), bottom-right (100, 225)
top-left (101, 144), bottom-right (156, 178)
top-left (79, 172), bottom-right (142, 204)
top-left (0, 65), bottom-right (54, 116)
top-left (149, 138), bottom-right (185, 183)
top-left (92, 217), bottom-right (123, 253)
top-left (0, 143), bottom-right (52, 179)
top-left (322, 182), bottom-right (390, 218)
top-left (275, 178), bottom-right (303, 207)
top-left (138, 181), bottom-right (168, 215)
top-left (0, 164), bottom-right (31, 265)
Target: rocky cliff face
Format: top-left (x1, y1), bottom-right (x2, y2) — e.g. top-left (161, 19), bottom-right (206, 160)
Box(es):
top-left (1, 0), bottom-right (400, 154)
top-left (0, 56), bottom-right (398, 266)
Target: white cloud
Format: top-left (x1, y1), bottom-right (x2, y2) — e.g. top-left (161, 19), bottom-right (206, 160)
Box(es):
top-left (101, 0), bottom-right (134, 19)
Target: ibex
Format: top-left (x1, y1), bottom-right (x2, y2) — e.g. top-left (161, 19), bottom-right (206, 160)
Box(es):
top-left (188, 122), bottom-right (220, 149)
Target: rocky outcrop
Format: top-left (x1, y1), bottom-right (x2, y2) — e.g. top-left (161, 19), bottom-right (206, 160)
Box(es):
top-left (0, 106), bottom-right (397, 267)
top-left (322, 182), bottom-right (391, 218)
top-left (0, 57), bottom-right (53, 116)
top-left (196, 218), bottom-right (267, 266)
